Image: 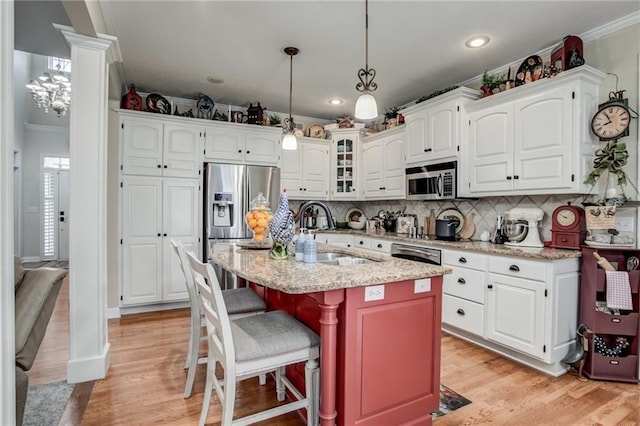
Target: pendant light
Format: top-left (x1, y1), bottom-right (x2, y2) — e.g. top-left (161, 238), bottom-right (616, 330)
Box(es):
top-left (282, 47), bottom-right (299, 150)
top-left (355, 0), bottom-right (378, 120)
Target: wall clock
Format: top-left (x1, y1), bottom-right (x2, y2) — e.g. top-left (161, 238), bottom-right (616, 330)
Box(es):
top-left (591, 94), bottom-right (631, 141)
top-left (551, 204), bottom-right (586, 250)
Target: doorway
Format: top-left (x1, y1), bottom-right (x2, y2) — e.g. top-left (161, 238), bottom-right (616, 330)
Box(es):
top-left (41, 156), bottom-right (69, 261)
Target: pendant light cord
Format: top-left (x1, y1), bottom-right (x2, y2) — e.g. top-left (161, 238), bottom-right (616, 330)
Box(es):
top-left (365, 0), bottom-right (369, 70)
top-left (289, 52), bottom-right (293, 123)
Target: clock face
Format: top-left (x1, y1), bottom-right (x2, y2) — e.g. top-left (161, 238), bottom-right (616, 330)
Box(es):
top-left (556, 208), bottom-right (577, 227)
top-left (591, 103), bottom-right (631, 140)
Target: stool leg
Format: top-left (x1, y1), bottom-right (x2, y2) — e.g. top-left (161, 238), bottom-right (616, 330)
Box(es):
top-left (199, 360), bottom-right (215, 426)
top-left (305, 358), bottom-right (320, 426)
top-left (259, 373), bottom-right (266, 385)
top-left (276, 367), bottom-right (286, 401)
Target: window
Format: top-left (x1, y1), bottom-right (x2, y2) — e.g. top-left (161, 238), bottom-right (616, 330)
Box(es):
top-left (48, 56), bottom-right (71, 73)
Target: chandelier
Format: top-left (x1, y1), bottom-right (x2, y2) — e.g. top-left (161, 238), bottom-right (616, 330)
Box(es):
top-left (26, 62), bottom-right (71, 117)
top-left (282, 46), bottom-right (299, 151)
top-left (355, 0), bottom-right (378, 120)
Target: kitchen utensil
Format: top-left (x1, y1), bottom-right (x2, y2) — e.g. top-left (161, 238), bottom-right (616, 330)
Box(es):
top-left (346, 208), bottom-right (364, 223)
top-left (428, 209), bottom-right (436, 236)
top-left (502, 219), bottom-right (528, 243)
top-left (627, 256), bottom-right (639, 271)
top-left (458, 212), bottom-right (476, 240)
top-left (436, 219), bottom-right (457, 240)
top-left (436, 207), bottom-right (465, 234)
top-left (502, 208), bottom-right (544, 248)
top-left (493, 214), bottom-right (506, 244)
top-left (592, 251), bottom-right (616, 271)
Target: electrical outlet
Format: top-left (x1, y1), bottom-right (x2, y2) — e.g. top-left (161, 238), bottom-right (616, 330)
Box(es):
top-left (616, 216), bottom-right (634, 232)
top-left (364, 285), bottom-right (385, 301)
top-left (414, 278), bottom-right (431, 293)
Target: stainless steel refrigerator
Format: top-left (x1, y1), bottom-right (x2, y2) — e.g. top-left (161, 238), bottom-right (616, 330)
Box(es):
top-left (203, 162), bottom-right (280, 288)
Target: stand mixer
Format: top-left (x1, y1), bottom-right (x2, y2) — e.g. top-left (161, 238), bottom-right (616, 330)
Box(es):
top-left (503, 207), bottom-right (544, 248)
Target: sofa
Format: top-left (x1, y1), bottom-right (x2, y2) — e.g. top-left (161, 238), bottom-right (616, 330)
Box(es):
top-left (14, 256), bottom-right (67, 426)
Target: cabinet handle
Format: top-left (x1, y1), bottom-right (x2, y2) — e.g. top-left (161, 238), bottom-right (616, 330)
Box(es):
top-left (506, 176), bottom-right (512, 180)
top-left (238, 149), bottom-right (242, 153)
top-left (377, 243), bottom-right (383, 248)
top-left (299, 188), bottom-right (303, 191)
top-left (163, 165), bottom-right (168, 168)
top-left (157, 164), bottom-right (161, 168)
top-left (157, 233), bottom-right (161, 237)
top-left (457, 278), bottom-right (466, 284)
top-left (246, 150), bottom-right (250, 154)
top-left (456, 308), bottom-right (465, 316)
top-left (609, 360), bottom-right (620, 365)
top-left (514, 175), bottom-right (519, 180)
top-left (424, 148), bottom-right (432, 152)
top-left (458, 257), bottom-right (467, 263)
top-left (488, 284), bottom-right (493, 289)
top-left (359, 240), bottom-right (365, 245)
top-left (509, 265), bottom-right (520, 272)
top-left (611, 317), bottom-right (621, 323)
top-left (163, 233), bottom-right (167, 237)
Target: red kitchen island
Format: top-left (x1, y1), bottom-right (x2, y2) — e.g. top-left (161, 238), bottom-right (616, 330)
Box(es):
top-left (210, 242), bottom-right (451, 426)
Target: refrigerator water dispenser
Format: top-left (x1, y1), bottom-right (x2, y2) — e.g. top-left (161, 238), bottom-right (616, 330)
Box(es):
top-left (212, 192), bottom-right (233, 227)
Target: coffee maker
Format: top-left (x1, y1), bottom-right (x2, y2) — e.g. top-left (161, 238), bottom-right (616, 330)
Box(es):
top-left (502, 208), bottom-right (544, 248)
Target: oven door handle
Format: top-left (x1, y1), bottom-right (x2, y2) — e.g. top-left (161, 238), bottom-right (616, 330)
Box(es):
top-left (392, 246), bottom-right (441, 261)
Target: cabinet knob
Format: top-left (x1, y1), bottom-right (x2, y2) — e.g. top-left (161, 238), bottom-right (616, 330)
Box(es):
top-left (377, 243), bottom-right (383, 248)
top-left (246, 150), bottom-right (250, 154)
top-left (514, 175), bottom-right (519, 180)
top-left (238, 149), bottom-right (242, 153)
top-left (157, 164), bottom-right (161, 168)
top-left (488, 284), bottom-right (493, 289)
top-left (157, 233), bottom-right (161, 237)
top-left (457, 278), bottom-right (466, 284)
top-left (458, 257), bottom-right (467, 263)
top-left (506, 176), bottom-right (512, 180)
top-left (163, 165), bottom-right (168, 168)
top-left (299, 188), bottom-right (303, 191)
top-left (456, 308), bottom-right (465, 316)
top-left (359, 240), bottom-right (364, 245)
top-left (163, 233), bottom-right (167, 237)
top-left (509, 265), bottom-right (520, 272)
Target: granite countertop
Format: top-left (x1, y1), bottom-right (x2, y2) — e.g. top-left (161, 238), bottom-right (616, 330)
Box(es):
top-left (210, 242), bottom-right (452, 294)
top-left (318, 229), bottom-right (582, 261)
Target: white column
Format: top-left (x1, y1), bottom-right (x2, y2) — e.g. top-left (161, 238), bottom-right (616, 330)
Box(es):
top-left (0, 1), bottom-right (16, 423)
top-left (59, 26), bottom-right (120, 383)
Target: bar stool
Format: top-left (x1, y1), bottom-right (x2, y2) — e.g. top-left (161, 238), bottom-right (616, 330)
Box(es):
top-left (186, 251), bottom-right (320, 426)
top-left (170, 239), bottom-right (266, 398)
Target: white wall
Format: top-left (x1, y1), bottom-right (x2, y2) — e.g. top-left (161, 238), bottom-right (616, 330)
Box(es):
top-left (20, 124), bottom-right (69, 259)
top-left (13, 50), bottom-right (29, 255)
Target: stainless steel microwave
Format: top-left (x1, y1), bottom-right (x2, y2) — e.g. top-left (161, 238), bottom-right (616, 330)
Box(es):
top-left (406, 161), bottom-right (457, 200)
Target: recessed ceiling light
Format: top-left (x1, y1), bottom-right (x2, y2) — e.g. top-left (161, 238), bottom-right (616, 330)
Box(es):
top-left (328, 98), bottom-right (343, 105)
top-left (206, 76), bottom-right (224, 84)
top-left (465, 35), bottom-right (490, 48)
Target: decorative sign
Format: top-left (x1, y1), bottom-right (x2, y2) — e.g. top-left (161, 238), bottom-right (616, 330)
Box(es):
top-left (585, 206), bottom-right (616, 229)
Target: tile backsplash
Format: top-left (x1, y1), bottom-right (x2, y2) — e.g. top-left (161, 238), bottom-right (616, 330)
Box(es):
top-left (292, 194), bottom-right (624, 242)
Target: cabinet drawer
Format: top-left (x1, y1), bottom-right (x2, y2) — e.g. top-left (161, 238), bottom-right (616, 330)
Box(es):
top-left (552, 232), bottom-right (581, 248)
top-left (489, 256), bottom-right (546, 281)
top-left (442, 294), bottom-right (484, 336)
top-left (591, 311), bottom-right (638, 335)
top-left (443, 268), bottom-right (485, 304)
top-left (587, 353), bottom-right (638, 382)
top-left (368, 238), bottom-right (392, 254)
top-left (442, 249), bottom-right (486, 270)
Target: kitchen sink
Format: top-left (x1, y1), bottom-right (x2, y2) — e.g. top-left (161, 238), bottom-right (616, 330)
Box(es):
top-left (316, 252), bottom-right (376, 265)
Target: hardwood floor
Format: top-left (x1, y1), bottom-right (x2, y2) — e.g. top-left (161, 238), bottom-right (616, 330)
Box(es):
top-left (30, 279), bottom-right (639, 425)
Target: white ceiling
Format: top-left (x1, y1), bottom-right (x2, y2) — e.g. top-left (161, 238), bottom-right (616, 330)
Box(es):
top-left (15, 1), bottom-right (640, 121)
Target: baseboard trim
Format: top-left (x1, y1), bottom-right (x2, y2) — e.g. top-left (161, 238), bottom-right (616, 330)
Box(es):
top-left (120, 301), bottom-right (189, 315)
top-left (106, 307), bottom-right (121, 319)
top-left (67, 342), bottom-right (111, 384)
top-left (21, 256), bottom-right (40, 263)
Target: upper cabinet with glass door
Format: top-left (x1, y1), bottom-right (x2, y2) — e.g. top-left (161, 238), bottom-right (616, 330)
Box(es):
top-left (328, 128), bottom-right (360, 200)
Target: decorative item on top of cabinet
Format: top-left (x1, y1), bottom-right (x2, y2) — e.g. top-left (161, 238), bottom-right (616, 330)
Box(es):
top-left (121, 84), bottom-right (142, 111)
top-left (550, 35), bottom-right (584, 72)
top-left (146, 93), bottom-right (171, 114)
top-left (481, 69), bottom-right (507, 97)
top-left (246, 102), bottom-right (266, 125)
top-left (196, 93), bottom-right (215, 120)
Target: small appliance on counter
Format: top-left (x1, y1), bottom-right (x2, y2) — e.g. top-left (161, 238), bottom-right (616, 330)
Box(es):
top-left (502, 207), bottom-right (544, 248)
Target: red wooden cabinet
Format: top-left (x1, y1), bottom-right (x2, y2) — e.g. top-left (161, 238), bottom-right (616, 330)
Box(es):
top-left (252, 278), bottom-right (443, 425)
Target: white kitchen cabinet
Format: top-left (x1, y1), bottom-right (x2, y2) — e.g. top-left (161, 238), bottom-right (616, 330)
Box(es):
top-left (361, 126), bottom-right (406, 200)
top-left (329, 129), bottom-right (360, 200)
top-left (315, 233), bottom-right (353, 248)
top-left (352, 235), bottom-right (392, 254)
top-left (281, 137), bottom-right (330, 200)
top-left (203, 123), bottom-right (281, 166)
top-left (120, 114), bottom-right (200, 178)
top-left (121, 176), bottom-right (199, 306)
top-left (460, 65), bottom-right (606, 197)
top-left (403, 88), bottom-right (480, 165)
top-left (441, 249), bottom-right (487, 337)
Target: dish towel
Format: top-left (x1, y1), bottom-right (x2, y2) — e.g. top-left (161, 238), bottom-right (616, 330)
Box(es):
top-left (605, 270), bottom-right (634, 310)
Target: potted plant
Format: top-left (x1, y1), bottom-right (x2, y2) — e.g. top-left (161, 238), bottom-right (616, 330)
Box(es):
top-left (481, 70), bottom-right (506, 97)
top-left (267, 113), bottom-right (281, 127)
top-left (384, 106), bottom-right (400, 120)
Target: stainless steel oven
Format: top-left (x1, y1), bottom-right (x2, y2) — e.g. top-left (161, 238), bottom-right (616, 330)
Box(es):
top-left (390, 243), bottom-right (441, 265)
top-left (406, 161), bottom-right (456, 201)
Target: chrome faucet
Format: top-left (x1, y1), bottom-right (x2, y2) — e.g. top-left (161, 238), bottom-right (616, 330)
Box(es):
top-left (298, 200), bottom-right (336, 230)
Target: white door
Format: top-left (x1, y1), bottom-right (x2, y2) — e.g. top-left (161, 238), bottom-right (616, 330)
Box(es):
top-left (41, 157), bottom-right (70, 261)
